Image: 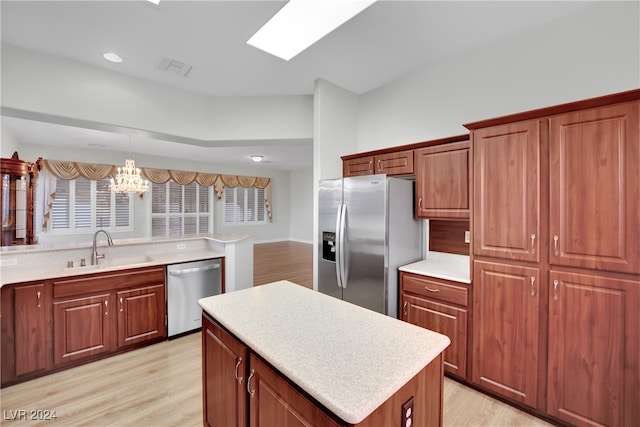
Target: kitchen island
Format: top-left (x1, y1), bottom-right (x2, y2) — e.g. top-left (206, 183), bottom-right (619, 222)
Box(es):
top-left (198, 280), bottom-right (450, 426)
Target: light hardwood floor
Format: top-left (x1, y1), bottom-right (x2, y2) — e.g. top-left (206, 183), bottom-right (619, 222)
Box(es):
top-left (1, 241), bottom-right (553, 426)
top-left (254, 240), bottom-right (313, 288)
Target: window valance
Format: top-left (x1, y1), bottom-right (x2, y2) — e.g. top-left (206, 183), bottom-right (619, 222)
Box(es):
top-left (41, 159), bottom-right (273, 222)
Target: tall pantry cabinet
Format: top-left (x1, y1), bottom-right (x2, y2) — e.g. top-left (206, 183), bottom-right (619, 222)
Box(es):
top-left (465, 90), bottom-right (640, 427)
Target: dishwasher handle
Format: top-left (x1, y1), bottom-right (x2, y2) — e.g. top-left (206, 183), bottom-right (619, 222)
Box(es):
top-left (168, 263), bottom-right (220, 276)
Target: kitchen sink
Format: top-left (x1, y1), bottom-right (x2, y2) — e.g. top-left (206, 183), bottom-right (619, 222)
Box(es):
top-left (63, 255), bottom-right (156, 272)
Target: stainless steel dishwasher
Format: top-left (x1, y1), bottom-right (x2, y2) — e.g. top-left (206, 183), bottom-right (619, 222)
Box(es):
top-left (167, 258), bottom-right (222, 337)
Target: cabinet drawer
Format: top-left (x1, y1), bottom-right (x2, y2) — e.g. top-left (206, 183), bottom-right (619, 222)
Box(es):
top-left (401, 272), bottom-right (468, 307)
top-left (53, 266), bottom-right (165, 299)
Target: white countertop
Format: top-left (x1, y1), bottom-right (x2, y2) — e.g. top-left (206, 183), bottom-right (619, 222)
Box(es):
top-left (399, 251), bottom-right (471, 284)
top-left (0, 233), bottom-right (253, 286)
top-left (198, 280), bottom-right (450, 424)
top-left (0, 248), bottom-right (224, 286)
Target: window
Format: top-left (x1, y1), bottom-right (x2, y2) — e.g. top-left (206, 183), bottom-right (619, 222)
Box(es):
top-left (50, 177), bottom-right (132, 233)
top-left (224, 186), bottom-right (266, 224)
top-left (151, 181), bottom-right (212, 236)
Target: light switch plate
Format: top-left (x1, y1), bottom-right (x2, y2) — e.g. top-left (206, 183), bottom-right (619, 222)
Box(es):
top-left (464, 230), bottom-right (470, 243)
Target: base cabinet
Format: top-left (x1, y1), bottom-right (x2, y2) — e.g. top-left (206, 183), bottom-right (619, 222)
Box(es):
top-left (0, 282), bottom-right (52, 382)
top-left (203, 313), bottom-right (444, 427)
top-left (249, 353), bottom-right (341, 427)
top-left (400, 272), bottom-right (468, 379)
top-left (203, 315), bottom-right (339, 427)
top-left (547, 271), bottom-right (640, 427)
top-left (117, 284), bottom-right (165, 348)
top-left (471, 261), bottom-right (540, 408)
top-left (1, 266), bottom-right (167, 387)
top-left (53, 293), bottom-right (115, 366)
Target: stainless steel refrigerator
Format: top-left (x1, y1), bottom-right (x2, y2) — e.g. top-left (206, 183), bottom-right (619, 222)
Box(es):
top-left (318, 174), bottom-right (422, 318)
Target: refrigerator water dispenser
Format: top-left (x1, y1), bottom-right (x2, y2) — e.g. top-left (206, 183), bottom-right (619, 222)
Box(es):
top-left (322, 231), bottom-right (336, 262)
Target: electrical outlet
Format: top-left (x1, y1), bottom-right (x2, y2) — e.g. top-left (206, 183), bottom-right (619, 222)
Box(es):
top-left (177, 244), bottom-right (186, 250)
top-left (401, 396), bottom-right (414, 427)
top-left (464, 230), bottom-right (470, 244)
top-left (0, 257), bottom-right (17, 267)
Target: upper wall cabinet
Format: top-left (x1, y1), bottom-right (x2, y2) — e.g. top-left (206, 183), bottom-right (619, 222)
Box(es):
top-left (469, 94), bottom-right (639, 275)
top-left (415, 141), bottom-right (469, 219)
top-left (342, 150), bottom-right (414, 177)
top-left (472, 120), bottom-right (542, 262)
top-left (548, 101), bottom-right (639, 274)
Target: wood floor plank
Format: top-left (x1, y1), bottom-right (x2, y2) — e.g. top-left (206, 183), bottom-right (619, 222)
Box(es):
top-left (254, 241), bottom-right (313, 288)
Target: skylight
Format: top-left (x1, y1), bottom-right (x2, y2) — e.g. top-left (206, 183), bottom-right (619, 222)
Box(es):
top-left (247, 0), bottom-right (377, 61)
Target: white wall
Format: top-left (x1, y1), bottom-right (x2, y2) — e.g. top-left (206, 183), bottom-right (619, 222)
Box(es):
top-left (357, 1), bottom-right (640, 151)
top-left (288, 167), bottom-right (313, 243)
top-left (1, 44), bottom-right (313, 142)
top-left (311, 78), bottom-right (360, 289)
top-left (1, 125), bottom-right (21, 157)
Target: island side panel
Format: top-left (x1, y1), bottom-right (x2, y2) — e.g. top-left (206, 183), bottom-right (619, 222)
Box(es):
top-left (355, 353), bottom-right (444, 427)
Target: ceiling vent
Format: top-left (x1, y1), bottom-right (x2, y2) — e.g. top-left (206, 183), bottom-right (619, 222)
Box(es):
top-left (157, 57), bottom-right (193, 78)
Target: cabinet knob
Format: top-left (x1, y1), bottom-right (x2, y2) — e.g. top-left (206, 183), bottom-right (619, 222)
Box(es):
top-left (247, 369), bottom-right (256, 398)
top-left (553, 279), bottom-right (559, 301)
top-left (119, 297), bottom-right (124, 312)
top-left (425, 286), bottom-right (441, 293)
top-left (553, 235), bottom-right (559, 256)
top-left (377, 159), bottom-right (382, 172)
top-left (36, 291), bottom-right (41, 308)
top-left (403, 301), bottom-right (408, 317)
top-left (104, 300), bottom-right (109, 315)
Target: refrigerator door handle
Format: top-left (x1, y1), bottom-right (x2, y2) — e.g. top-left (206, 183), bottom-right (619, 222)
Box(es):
top-left (340, 204), bottom-right (349, 288)
top-left (335, 203), bottom-right (344, 288)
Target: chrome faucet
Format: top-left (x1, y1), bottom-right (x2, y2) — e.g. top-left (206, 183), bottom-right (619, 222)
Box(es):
top-left (92, 229), bottom-right (114, 265)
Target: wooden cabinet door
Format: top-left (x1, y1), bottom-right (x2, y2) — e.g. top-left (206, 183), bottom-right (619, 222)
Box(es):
top-left (415, 141), bottom-right (469, 219)
top-left (547, 271), bottom-right (640, 427)
top-left (549, 101), bottom-right (640, 274)
top-left (343, 156), bottom-right (374, 177)
top-left (13, 283), bottom-right (50, 376)
top-left (374, 150), bottom-right (414, 175)
top-left (472, 261), bottom-right (540, 408)
top-left (202, 315), bottom-right (248, 427)
top-left (116, 284), bottom-right (166, 348)
top-left (248, 353), bottom-right (341, 427)
top-left (473, 120), bottom-right (543, 262)
top-left (402, 294), bottom-right (467, 378)
top-left (53, 293), bottom-right (114, 366)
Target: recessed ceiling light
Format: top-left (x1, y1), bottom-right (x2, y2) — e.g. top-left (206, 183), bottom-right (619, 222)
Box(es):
top-left (146, 0), bottom-right (161, 5)
top-left (250, 155), bottom-right (264, 162)
top-left (247, 0), bottom-right (377, 61)
top-left (103, 52), bottom-right (123, 63)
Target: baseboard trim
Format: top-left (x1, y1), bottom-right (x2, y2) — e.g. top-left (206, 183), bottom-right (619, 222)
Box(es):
top-left (254, 238), bottom-right (313, 245)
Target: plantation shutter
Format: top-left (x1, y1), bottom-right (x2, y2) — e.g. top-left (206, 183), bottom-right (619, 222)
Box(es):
top-left (74, 177), bottom-right (91, 229)
top-left (95, 179), bottom-right (111, 228)
top-left (51, 179), bottom-right (70, 229)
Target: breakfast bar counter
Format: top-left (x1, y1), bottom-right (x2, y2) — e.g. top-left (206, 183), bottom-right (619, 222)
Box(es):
top-left (198, 280), bottom-right (450, 426)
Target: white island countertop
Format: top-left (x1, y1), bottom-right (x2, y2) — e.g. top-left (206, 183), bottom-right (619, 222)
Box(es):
top-left (198, 280), bottom-right (450, 425)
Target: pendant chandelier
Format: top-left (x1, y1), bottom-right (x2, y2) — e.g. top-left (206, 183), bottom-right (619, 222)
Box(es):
top-left (110, 158), bottom-right (149, 194)
top-left (110, 136), bottom-right (149, 194)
